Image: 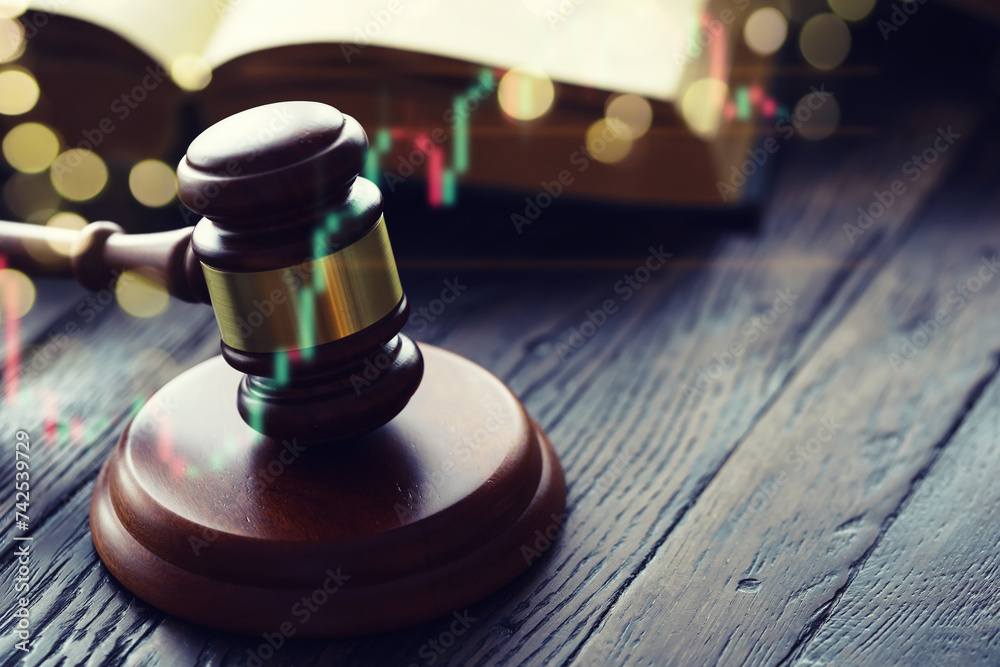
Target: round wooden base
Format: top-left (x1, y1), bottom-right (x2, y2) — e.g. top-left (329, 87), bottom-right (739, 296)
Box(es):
top-left (89, 344), bottom-right (565, 637)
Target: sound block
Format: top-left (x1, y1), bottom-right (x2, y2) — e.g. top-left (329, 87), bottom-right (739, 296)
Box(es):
top-left (89, 344), bottom-right (566, 637)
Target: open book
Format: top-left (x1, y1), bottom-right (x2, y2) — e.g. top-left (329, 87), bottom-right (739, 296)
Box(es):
top-left (18, 0), bottom-right (775, 207)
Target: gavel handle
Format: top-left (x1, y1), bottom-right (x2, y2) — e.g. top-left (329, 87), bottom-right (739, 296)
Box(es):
top-left (0, 220), bottom-right (210, 304)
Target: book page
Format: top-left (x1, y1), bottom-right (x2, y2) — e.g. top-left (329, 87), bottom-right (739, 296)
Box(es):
top-left (28, 0), bottom-right (222, 68)
top-left (202, 0), bottom-right (706, 100)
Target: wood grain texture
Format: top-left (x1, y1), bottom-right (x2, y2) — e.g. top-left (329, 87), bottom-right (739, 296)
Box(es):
top-left (1, 103), bottom-right (995, 667)
top-left (789, 373), bottom-right (1000, 666)
top-left (576, 124), bottom-right (1000, 666)
top-left (353, 109), bottom-right (979, 667)
top-left (0, 300), bottom-right (219, 563)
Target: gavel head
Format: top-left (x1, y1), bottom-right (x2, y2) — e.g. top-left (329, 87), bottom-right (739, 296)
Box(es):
top-left (175, 101), bottom-right (423, 443)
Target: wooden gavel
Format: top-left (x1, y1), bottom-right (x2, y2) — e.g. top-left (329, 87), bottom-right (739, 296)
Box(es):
top-left (0, 101), bottom-right (566, 637)
top-left (1, 100), bottom-right (422, 442)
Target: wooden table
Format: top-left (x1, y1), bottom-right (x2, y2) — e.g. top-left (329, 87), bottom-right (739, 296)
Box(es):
top-left (3, 40), bottom-right (1000, 667)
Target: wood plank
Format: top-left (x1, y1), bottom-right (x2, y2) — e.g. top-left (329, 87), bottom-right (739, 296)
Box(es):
top-left (574, 125), bottom-right (1000, 665)
top-left (789, 373), bottom-right (1000, 666)
top-left (251, 112), bottom-right (976, 665)
top-left (0, 270), bottom-right (603, 666)
top-left (1, 481), bottom-right (169, 664)
top-left (354, 110), bottom-right (979, 667)
top-left (0, 105), bottom-right (978, 664)
top-left (0, 267), bottom-right (638, 665)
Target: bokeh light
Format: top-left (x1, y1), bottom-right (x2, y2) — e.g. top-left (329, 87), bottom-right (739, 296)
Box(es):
top-left (0, 18), bottom-right (25, 62)
top-left (0, 268), bottom-right (35, 319)
top-left (681, 78), bottom-right (729, 137)
top-left (0, 68), bottom-right (39, 115)
top-left (605, 94), bottom-right (653, 139)
top-left (585, 119), bottom-right (633, 164)
top-left (116, 270), bottom-right (169, 318)
top-left (129, 159), bottom-right (176, 207)
top-left (498, 66), bottom-right (555, 121)
top-left (45, 211), bottom-right (87, 256)
top-left (2, 122), bottom-right (60, 173)
top-left (3, 172), bottom-right (60, 218)
top-left (744, 8), bottom-right (788, 56)
top-left (0, 1), bottom-right (27, 19)
top-left (800, 13), bottom-right (851, 71)
top-left (828, 0), bottom-right (875, 21)
top-left (50, 149), bottom-right (108, 201)
top-left (171, 54), bottom-right (212, 91)
top-left (793, 91), bottom-right (840, 140)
